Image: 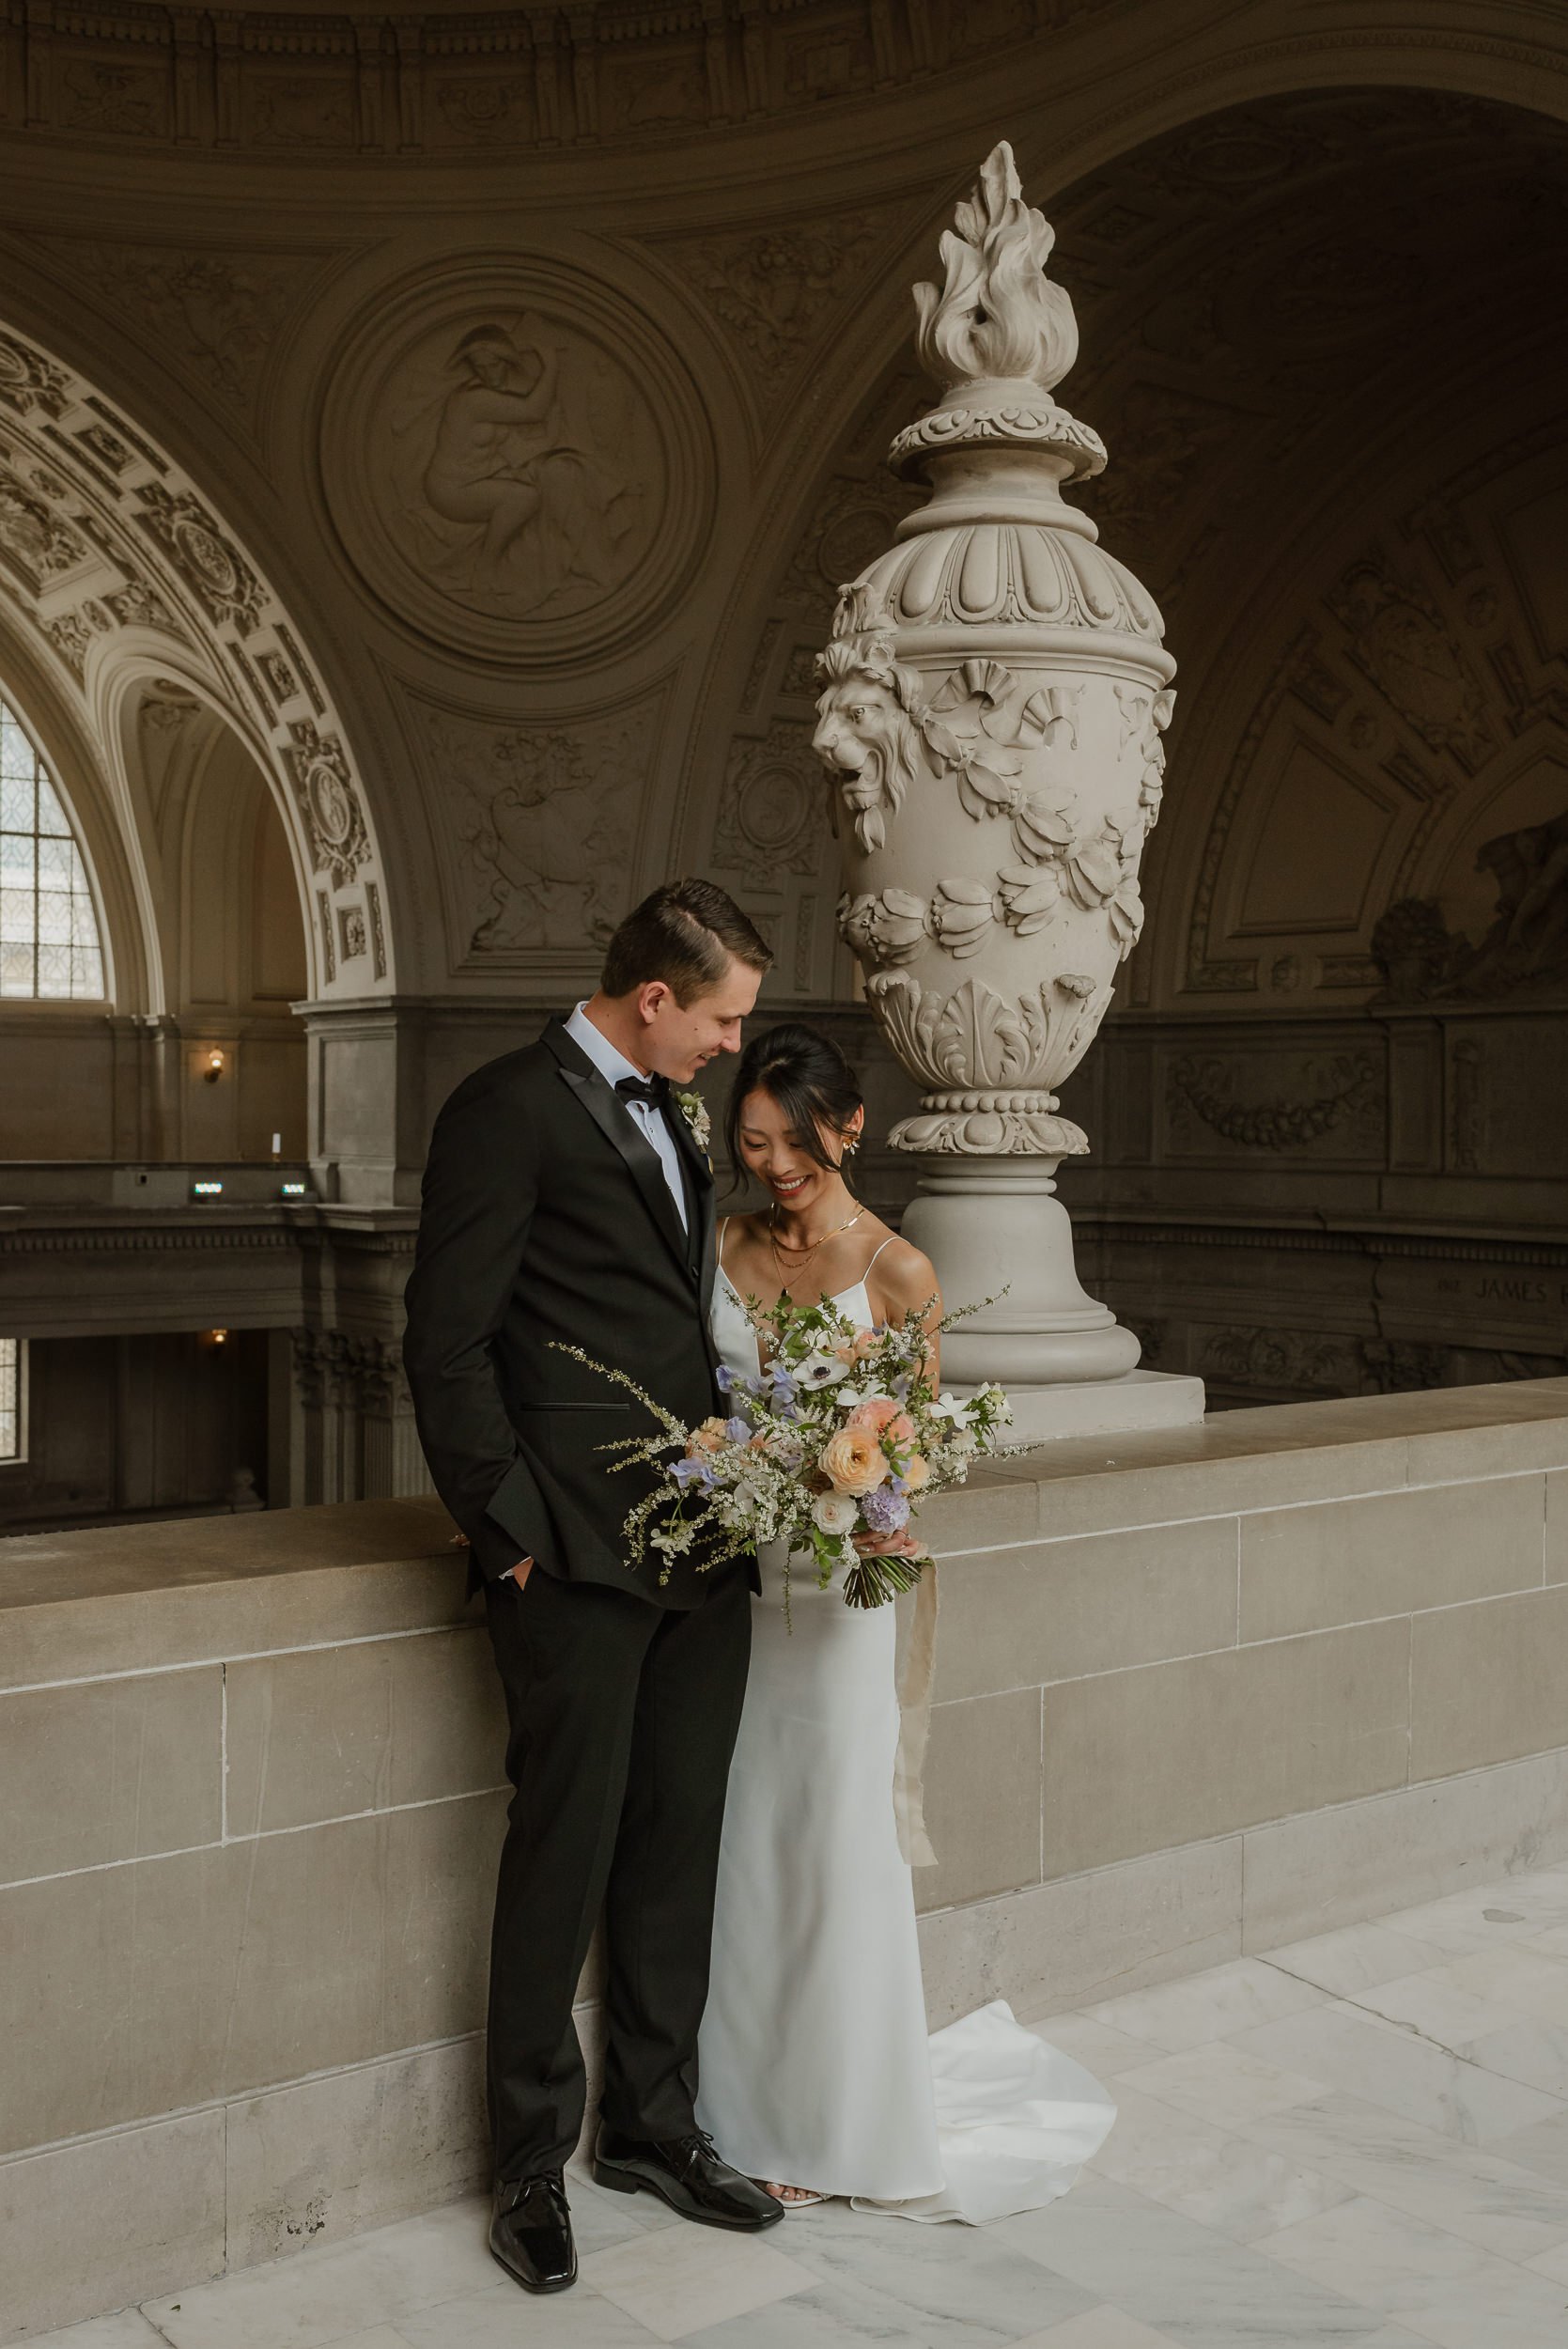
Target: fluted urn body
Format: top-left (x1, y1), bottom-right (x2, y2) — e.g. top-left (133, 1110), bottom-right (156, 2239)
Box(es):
top-left (814, 145), bottom-right (1180, 1406)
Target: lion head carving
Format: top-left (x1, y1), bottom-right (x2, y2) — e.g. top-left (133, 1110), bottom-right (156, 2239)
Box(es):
top-left (812, 636), bottom-right (931, 854)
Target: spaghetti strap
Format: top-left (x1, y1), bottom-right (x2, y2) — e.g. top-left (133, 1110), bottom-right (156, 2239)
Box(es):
top-left (718, 1216), bottom-right (732, 1271)
top-left (862, 1235), bottom-right (898, 1278)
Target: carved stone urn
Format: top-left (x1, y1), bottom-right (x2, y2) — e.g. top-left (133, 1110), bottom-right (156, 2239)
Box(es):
top-left (813, 143), bottom-right (1180, 1420)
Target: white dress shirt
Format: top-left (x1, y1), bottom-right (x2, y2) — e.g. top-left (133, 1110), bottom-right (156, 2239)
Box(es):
top-left (565, 1000), bottom-right (688, 1233)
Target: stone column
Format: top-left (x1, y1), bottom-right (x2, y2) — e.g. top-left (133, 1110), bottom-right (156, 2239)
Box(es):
top-left (284, 1327), bottom-right (433, 1501)
top-left (812, 144), bottom-right (1201, 1439)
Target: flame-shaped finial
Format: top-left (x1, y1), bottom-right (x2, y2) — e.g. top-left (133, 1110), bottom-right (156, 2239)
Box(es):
top-left (913, 141), bottom-right (1079, 392)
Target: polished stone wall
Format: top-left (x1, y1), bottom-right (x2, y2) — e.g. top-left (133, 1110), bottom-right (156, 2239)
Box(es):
top-left (4, 1380), bottom-right (1567, 2335)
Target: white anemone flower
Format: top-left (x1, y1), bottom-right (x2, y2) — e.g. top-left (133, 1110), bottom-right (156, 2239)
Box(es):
top-left (930, 1392), bottom-right (975, 1425)
top-left (796, 1352), bottom-right (852, 1389)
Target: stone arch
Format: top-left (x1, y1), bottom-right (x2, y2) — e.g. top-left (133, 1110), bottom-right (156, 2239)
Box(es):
top-left (0, 319), bottom-right (391, 1002)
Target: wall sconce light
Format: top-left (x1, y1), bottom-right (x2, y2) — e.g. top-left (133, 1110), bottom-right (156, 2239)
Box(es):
top-left (191, 1179), bottom-right (224, 1198)
top-left (199, 1329), bottom-right (229, 1349)
top-left (203, 1050), bottom-right (225, 1085)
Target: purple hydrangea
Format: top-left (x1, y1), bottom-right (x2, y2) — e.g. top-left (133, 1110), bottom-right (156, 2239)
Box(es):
top-left (860, 1486), bottom-right (910, 1534)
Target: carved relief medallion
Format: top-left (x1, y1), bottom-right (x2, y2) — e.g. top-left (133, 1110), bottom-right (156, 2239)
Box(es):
top-left (324, 263), bottom-right (712, 664)
top-left (283, 720), bottom-right (371, 891)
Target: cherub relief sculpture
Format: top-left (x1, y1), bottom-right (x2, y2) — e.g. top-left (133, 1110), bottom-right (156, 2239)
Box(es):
top-left (392, 318), bottom-right (645, 619)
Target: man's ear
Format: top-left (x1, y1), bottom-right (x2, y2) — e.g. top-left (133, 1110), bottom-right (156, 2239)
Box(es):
top-left (637, 979), bottom-right (673, 1025)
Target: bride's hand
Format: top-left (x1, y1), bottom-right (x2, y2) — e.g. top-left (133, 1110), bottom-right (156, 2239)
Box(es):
top-left (850, 1527), bottom-right (925, 1561)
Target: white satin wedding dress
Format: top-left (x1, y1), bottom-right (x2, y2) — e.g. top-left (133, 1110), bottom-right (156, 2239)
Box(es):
top-left (694, 1238), bottom-right (1117, 2223)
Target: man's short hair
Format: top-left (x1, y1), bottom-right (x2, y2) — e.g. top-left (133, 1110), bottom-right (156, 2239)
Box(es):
top-left (601, 878), bottom-right (773, 1003)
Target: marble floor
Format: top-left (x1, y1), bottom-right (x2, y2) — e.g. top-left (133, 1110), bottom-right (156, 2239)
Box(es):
top-left (36, 1869), bottom-right (1568, 2349)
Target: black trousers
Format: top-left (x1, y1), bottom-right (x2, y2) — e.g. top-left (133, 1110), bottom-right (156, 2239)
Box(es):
top-left (481, 1561), bottom-right (753, 2182)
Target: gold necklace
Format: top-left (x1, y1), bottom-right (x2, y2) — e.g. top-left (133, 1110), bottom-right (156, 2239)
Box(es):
top-left (768, 1201), bottom-right (864, 1295)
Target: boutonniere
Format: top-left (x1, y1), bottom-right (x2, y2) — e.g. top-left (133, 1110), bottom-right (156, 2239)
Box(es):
top-left (674, 1087), bottom-right (712, 1159)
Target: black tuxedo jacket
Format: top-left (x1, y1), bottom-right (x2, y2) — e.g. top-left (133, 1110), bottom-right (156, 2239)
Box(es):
top-left (403, 1016), bottom-right (739, 1610)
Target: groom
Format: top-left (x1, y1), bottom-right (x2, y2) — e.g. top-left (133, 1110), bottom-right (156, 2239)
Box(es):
top-left (403, 878), bottom-right (779, 2294)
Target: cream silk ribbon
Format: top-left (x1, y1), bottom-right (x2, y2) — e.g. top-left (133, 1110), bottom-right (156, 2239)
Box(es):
top-left (893, 1560), bottom-right (939, 1868)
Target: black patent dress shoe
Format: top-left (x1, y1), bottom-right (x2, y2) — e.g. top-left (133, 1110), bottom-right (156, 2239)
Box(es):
top-left (489, 2170), bottom-right (577, 2293)
top-left (594, 2125), bottom-right (784, 2230)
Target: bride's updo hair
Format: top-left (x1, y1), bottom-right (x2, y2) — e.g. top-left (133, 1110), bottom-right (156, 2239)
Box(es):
top-left (725, 1023), bottom-right (863, 1180)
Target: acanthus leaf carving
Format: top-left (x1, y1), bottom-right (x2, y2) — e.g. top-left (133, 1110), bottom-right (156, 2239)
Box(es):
top-left (866, 968), bottom-right (1100, 1155)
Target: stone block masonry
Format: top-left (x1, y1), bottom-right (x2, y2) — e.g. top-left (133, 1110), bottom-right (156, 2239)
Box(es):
top-left (4, 1385), bottom-right (1568, 2335)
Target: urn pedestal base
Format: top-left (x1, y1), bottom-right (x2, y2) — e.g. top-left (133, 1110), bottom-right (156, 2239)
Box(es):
top-left (984, 1367), bottom-right (1206, 1447)
top-left (899, 1153), bottom-right (1206, 1439)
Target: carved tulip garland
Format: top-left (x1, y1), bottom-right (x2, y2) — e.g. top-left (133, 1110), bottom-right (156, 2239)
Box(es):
top-left (812, 141), bottom-right (1176, 1163)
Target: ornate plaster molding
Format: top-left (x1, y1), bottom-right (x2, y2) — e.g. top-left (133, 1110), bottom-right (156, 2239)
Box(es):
top-left (0, 1), bottom-right (1127, 160)
top-left (0, 319), bottom-right (389, 998)
top-left (397, 672), bottom-right (674, 972)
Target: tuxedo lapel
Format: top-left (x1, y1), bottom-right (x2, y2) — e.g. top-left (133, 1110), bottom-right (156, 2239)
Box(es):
top-left (559, 1066), bottom-right (694, 1278)
top-left (543, 1019), bottom-right (693, 1282)
top-left (663, 1098), bottom-right (718, 1320)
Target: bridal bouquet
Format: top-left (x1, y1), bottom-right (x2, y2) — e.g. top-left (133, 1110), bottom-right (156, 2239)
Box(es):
top-left (551, 1294), bottom-right (1011, 1612)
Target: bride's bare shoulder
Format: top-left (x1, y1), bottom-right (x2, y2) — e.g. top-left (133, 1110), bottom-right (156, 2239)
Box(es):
top-left (866, 1228), bottom-right (939, 1315)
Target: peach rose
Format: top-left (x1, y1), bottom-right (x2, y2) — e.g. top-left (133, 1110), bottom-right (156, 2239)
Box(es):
top-left (901, 1454), bottom-right (930, 1491)
top-left (886, 1412), bottom-right (916, 1447)
top-left (688, 1416), bottom-right (729, 1456)
top-left (848, 1396), bottom-right (899, 1433)
top-left (850, 1328), bottom-right (881, 1361)
top-left (819, 1424), bottom-right (889, 1497)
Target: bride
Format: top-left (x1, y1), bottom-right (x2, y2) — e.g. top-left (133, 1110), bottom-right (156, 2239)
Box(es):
top-left (695, 1021), bottom-right (1116, 2222)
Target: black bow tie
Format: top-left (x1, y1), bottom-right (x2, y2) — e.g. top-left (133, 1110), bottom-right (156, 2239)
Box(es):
top-left (614, 1073), bottom-right (667, 1108)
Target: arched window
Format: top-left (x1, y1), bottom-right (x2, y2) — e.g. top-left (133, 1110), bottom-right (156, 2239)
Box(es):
top-left (0, 696), bottom-right (105, 998)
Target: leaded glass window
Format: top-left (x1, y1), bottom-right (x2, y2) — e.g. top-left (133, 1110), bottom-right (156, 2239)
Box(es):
top-left (0, 700), bottom-right (105, 998)
top-left (0, 1339), bottom-right (22, 1461)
